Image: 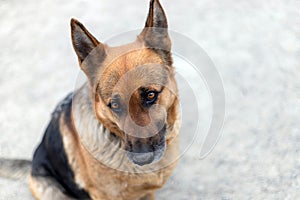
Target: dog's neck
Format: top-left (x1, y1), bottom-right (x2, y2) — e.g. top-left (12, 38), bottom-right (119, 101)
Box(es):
top-left (72, 84), bottom-right (127, 170)
top-left (71, 83), bottom-right (179, 173)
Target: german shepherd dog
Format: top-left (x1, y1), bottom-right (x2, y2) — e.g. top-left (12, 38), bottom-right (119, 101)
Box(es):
top-left (1, 0), bottom-right (180, 199)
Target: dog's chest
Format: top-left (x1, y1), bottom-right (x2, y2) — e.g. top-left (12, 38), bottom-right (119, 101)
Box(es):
top-left (62, 126), bottom-right (177, 200)
top-left (87, 169), bottom-right (167, 200)
top-left (109, 174), bottom-right (163, 196)
top-left (76, 138), bottom-right (178, 200)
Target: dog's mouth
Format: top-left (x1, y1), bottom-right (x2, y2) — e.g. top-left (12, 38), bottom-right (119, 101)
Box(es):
top-left (124, 126), bottom-right (166, 166)
top-left (125, 140), bottom-right (166, 166)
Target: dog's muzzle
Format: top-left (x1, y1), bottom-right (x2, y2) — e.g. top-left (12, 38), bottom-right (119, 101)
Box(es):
top-left (127, 151), bottom-right (154, 166)
top-left (126, 142), bottom-right (165, 166)
top-left (125, 126), bottom-right (166, 166)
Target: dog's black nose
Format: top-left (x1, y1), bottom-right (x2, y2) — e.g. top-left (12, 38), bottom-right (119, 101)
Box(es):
top-left (127, 152), bottom-right (154, 166)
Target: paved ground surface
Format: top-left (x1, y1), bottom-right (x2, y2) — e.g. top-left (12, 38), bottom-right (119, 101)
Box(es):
top-left (0, 0), bottom-right (299, 199)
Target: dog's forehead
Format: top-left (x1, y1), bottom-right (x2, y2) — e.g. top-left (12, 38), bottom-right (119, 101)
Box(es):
top-left (98, 48), bottom-right (169, 101)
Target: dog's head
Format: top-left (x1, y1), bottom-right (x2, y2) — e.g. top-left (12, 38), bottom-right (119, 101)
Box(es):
top-left (71, 0), bottom-right (178, 166)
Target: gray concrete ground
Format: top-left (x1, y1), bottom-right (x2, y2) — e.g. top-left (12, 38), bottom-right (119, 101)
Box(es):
top-left (0, 0), bottom-right (299, 199)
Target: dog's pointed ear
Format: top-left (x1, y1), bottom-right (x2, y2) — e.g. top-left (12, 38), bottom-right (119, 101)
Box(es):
top-left (71, 18), bottom-right (106, 84)
top-left (145, 0), bottom-right (168, 29)
top-left (139, 0), bottom-right (172, 65)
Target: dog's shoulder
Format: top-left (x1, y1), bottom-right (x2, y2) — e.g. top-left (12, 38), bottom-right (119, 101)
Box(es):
top-left (31, 92), bottom-right (90, 199)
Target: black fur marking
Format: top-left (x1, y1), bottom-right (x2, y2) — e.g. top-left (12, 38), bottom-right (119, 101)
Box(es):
top-left (31, 93), bottom-right (90, 199)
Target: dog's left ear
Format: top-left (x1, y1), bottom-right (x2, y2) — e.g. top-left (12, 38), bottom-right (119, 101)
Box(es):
top-left (140, 0), bottom-right (172, 66)
top-left (71, 18), bottom-right (106, 85)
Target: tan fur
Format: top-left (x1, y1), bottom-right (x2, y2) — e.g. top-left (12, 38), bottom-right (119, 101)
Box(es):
top-left (29, 175), bottom-right (75, 200)
top-left (29, 0), bottom-right (180, 199)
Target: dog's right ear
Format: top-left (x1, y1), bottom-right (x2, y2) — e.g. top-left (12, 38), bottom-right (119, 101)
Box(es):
top-left (71, 18), bottom-right (106, 84)
top-left (139, 0), bottom-right (172, 66)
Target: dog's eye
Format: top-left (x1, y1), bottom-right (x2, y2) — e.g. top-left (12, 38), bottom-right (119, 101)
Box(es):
top-left (144, 91), bottom-right (159, 106)
top-left (111, 102), bottom-right (119, 109)
top-left (108, 99), bottom-right (122, 113)
top-left (147, 92), bottom-right (156, 100)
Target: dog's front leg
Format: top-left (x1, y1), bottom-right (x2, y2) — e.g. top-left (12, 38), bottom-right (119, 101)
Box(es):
top-left (29, 175), bottom-right (76, 200)
top-left (139, 193), bottom-right (155, 200)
